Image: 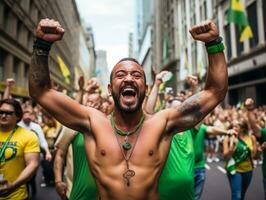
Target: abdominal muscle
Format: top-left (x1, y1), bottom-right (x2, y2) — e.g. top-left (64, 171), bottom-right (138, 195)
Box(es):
top-left (84, 137), bottom-right (166, 200)
top-left (93, 162), bottom-right (162, 200)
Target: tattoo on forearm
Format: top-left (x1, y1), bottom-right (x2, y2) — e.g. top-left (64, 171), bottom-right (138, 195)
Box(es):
top-left (177, 93), bottom-right (203, 125)
top-left (30, 49), bottom-right (51, 88)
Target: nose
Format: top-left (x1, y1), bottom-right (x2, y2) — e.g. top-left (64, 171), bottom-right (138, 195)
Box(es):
top-left (124, 74), bottom-right (134, 82)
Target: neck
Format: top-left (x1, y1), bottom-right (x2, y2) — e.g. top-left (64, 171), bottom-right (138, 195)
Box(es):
top-left (0, 125), bottom-right (16, 132)
top-left (113, 109), bottom-right (144, 131)
top-left (24, 120), bottom-right (31, 126)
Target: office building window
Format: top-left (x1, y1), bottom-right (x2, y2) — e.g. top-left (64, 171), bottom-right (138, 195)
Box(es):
top-left (224, 24), bottom-right (232, 60)
top-left (247, 2), bottom-right (258, 48)
top-left (3, 4), bottom-right (9, 30)
top-left (0, 49), bottom-right (6, 80)
top-left (263, 0), bottom-right (266, 40)
top-left (24, 65), bottom-right (29, 80)
top-left (13, 58), bottom-right (19, 81)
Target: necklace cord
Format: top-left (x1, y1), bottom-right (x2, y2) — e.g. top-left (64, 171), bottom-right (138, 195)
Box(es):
top-left (110, 112), bottom-right (144, 136)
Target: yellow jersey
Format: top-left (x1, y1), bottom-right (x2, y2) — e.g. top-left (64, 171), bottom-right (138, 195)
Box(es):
top-left (0, 126), bottom-right (40, 200)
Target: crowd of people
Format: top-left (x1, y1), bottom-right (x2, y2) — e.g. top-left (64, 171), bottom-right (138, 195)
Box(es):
top-left (0, 18), bottom-right (265, 200)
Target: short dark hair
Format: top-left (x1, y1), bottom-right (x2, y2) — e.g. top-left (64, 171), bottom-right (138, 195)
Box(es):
top-left (0, 99), bottom-right (23, 122)
top-left (110, 57), bottom-right (146, 84)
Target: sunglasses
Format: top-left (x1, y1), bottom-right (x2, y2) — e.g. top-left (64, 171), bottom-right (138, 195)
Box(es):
top-left (0, 110), bottom-right (15, 116)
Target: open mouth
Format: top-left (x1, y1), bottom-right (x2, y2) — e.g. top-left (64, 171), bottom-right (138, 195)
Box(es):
top-left (122, 88), bottom-right (136, 97)
top-left (120, 87), bottom-right (137, 103)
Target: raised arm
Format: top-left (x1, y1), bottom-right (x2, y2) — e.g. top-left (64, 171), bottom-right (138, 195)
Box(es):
top-left (75, 76), bottom-right (85, 104)
top-left (29, 19), bottom-right (91, 133)
top-left (166, 20), bottom-right (228, 134)
top-left (245, 98), bottom-right (261, 138)
top-left (186, 75), bottom-right (199, 95)
top-left (3, 78), bottom-right (15, 99)
top-left (144, 71), bottom-right (168, 114)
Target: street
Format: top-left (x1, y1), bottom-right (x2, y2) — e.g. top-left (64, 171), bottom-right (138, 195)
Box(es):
top-left (202, 161), bottom-right (264, 200)
top-left (33, 161), bottom-right (264, 200)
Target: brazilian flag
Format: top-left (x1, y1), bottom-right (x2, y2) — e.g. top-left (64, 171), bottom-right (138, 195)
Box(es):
top-left (227, 0), bottom-right (253, 42)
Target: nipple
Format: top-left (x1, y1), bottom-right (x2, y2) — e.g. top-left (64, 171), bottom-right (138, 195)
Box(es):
top-left (100, 149), bottom-right (106, 156)
top-left (149, 150), bottom-right (154, 156)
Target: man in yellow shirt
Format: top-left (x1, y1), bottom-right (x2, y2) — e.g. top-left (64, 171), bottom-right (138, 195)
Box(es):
top-left (0, 99), bottom-right (40, 200)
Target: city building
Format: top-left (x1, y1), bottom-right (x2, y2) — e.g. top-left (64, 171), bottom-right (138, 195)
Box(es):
top-left (135, 0), bottom-right (154, 85)
top-left (217, 0), bottom-right (266, 105)
top-left (0, 0), bottom-right (95, 98)
top-left (153, 0), bottom-right (214, 92)
top-left (151, 0), bottom-right (266, 105)
top-left (95, 50), bottom-right (109, 92)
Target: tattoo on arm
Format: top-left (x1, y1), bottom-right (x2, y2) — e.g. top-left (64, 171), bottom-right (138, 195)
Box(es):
top-left (177, 93), bottom-right (203, 126)
top-left (30, 49), bottom-right (51, 88)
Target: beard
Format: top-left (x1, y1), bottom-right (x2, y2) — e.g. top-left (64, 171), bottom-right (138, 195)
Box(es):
top-left (111, 90), bottom-right (145, 113)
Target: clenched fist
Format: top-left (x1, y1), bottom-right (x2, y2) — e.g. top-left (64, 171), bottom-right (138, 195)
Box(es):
top-left (36, 18), bottom-right (65, 42)
top-left (189, 20), bottom-right (219, 43)
top-left (244, 98), bottom-right (254, 110)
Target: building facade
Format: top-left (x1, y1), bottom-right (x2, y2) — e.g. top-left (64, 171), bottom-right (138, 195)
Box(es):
top-left (135, 0), bottom-right (154, 85)
top-left (95, 50), bottom-right (109, 92)
top-left (0, 0), bottom-right (95, 98)
top-left (218, 0), bottom-right (266, 106)
top-left (151, 0), bottom-right (266, 105)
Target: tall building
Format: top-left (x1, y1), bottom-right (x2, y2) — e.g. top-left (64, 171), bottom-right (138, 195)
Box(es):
top-left (84, 25), bottom-right (96, 79)
top-left (152, 0), bottom-right (266, 105)
top-left (95, 50), bottom-right (109, 92)
top-left (128, 32), bottom-right (134, 58)
top-left (0, 0), bottom-right (95, 98)
top-left (153, 0), bottom-right (214, 92)
top-left (136, 0), bottom-right (154, 85)
top-left (217, 0), bottom-right (266, 106)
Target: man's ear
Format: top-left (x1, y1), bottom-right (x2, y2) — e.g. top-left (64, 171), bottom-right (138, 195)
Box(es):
top-left (108, 84), bottom-right (112, 96)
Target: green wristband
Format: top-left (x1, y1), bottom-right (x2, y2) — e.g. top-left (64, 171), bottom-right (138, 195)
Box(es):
top-left (206, 43), bottom-right (225, 54)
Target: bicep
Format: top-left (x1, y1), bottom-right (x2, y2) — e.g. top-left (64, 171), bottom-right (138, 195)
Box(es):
top-left (24, 152), bottom-right (40, 166)
top-left (36, 89), bottom-right (90, 132)
top-left (166, 90), bottom-right (219, 133)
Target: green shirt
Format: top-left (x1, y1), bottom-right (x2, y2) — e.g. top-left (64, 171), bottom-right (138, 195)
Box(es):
top-left (257, 128), bottom-right (266, 178)
top-left (69, 133), bottom-right (97, 200)
top-left (159, 130), bottom-right (195, 200)
top-left (192, 124), bottom-right (207, 169)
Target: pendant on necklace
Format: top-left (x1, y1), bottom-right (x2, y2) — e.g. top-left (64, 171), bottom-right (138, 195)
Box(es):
top-left (123, 169), bottom-right (135, 186)
top-left (123, 141), bottom-right (132, 150)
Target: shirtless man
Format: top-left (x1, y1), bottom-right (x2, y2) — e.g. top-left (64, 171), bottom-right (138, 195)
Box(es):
top-left (29, 18), bottom-right (227, 200)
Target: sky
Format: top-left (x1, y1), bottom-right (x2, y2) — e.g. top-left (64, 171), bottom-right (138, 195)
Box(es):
top-left (75, 0), bottom-right (136, 71)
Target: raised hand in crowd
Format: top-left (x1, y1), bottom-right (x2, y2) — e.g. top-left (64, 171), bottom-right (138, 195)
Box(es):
top-left (186, 75), bottom-right (199, 95)
top-left (36, 18), bottom-right (64, 42)
top-left (189, 20), bottom-right (219, 43)
top-left (3, 78), bottom-right (15, 99)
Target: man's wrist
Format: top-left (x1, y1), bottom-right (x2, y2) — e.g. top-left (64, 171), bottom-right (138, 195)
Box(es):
top-left (205, 36), bottom-right (222, 47)
top-left (205, 36), bottom-right (225, 54)
top-left (33, 38), bottom-right (53, 51)
top-left (55, 180), bottom-right (63, 184)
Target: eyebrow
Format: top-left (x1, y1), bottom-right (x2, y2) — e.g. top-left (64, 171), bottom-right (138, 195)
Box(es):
top-left (114, 70), bottom-right (143, 75)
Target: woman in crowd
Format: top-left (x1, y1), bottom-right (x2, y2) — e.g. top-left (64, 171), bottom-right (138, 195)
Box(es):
top-left (223, 119), bottom-right (257, 200)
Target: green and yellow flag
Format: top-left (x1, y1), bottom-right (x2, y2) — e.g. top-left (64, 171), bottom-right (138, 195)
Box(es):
top-left (227, 0), bottom-right (253, 42)
top-left (57, 55), bottom-right (71, 84)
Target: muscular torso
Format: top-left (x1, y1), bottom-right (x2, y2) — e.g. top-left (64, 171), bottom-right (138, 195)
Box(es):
top-left (83, 111), bottom-right (172, 200)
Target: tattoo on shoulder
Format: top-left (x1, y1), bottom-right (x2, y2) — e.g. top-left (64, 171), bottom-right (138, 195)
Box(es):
top-left (30, 49), bottom-right (51, 88)
top-left (177, 93), bottom-right (203, 123)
